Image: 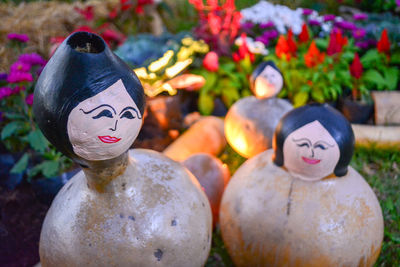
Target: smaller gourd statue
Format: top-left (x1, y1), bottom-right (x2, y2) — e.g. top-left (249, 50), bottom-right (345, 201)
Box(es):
top-left (220, 104), bottom-right (384, 267)
top-left (33, 32), bottom-right (212, 267)
top-left (224, 61), bottom-right (293, 158)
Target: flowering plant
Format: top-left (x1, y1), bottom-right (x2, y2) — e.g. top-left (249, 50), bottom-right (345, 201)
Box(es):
top-left (189, 0), bottom-right (242, 56)
top-left (0, 37), bottom-right (72, 181)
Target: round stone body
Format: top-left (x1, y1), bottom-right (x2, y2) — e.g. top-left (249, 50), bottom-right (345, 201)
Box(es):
top-left (220, 150), bottom-right (383, 267)
top-left (40, 149), bottom-right (212, 267)
top-left (225, 96), bottom-right (293, 158)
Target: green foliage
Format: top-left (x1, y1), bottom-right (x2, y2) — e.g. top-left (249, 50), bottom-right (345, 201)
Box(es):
top-left (195, 58), bottom-right (252, 115)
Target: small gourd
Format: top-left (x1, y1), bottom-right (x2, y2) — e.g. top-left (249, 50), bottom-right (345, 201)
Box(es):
top-left (220, 104), bottom-right (384, 266)
top-left (34, 32), bottom-right (212, 267)
top-left (225, 61), bottom-right (293, 158)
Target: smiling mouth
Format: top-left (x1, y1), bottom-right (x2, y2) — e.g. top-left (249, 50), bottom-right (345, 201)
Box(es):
top-left (302, 156), bottom-right (321, 165)
top-left (98, 136), bottom-right (121, 143)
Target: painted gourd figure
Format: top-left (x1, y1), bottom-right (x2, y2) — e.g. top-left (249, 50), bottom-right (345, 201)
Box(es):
top-left (33, 32), bottom-right (212, 267)
top-left (220, 104), bottom-right (384, 267)
top-left (225, 61), bottom-right (293, 158)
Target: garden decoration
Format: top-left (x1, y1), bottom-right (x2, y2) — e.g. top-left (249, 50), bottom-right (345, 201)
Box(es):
top-left (224, 61), bottom-right (293, 158)
top-left (183, 153), bottom-right (230, 226)
top-left (163, 116), bottom-right (226, 162)
top-left (220, 104), bottom-right (384, 267)
top-left (33, 32), bottom-right (212, 266)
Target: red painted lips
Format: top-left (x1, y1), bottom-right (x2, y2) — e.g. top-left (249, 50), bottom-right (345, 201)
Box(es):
top-left (98, 136), bottom-right (121, 144)
top-left (302, 156), bottom-right (321, 165)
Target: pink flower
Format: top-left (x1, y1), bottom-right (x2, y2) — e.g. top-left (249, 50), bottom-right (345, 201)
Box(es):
top-left (19, 53), bottom-right (47, 66)
top-left (0, 73), bottom-right (8, 81)
top-left (7, 33), bottom-right (29, 43)
top-left (397, 0), bottom-right (400, 6)
top-left (302, 8), bottom-right (313, 16)
top-left (203, 51), bottom-right (219, 72)
top-left (0, 87), bottom-right (13, 100)
top-left (352, 28), bottom-right (366, 39)
top-left (308, 19), bottom-right (321, 26)
top-left (259, 22), bottom-right (274, 29)
top-left (323, 14), bottom-right (335, 22)
top-left (353, 13), bottom-right (368, 21)
top-left (7, 72), bottom-right (33, 83)
top-left (25, 93), bottom-right (34, 106)
top-left (74, 6), bottom-right (94, 21)
top-left (10, 61), bottom-right (31, 73)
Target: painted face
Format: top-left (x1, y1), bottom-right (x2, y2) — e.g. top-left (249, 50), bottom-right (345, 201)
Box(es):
top-left (282, 120), bottom-right (340, 181)
top-left (67, 79), bottom-right (142, 161)
top-left (254, 65), bottom-right (283, 98)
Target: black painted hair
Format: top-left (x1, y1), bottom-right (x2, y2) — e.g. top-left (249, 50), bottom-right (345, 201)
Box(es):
top-left (250, 60), bottom-right (283, 90)
top-left (33, 32), bottom-right (145, 164)
top-left (273, 103), bottom-right (355, 177)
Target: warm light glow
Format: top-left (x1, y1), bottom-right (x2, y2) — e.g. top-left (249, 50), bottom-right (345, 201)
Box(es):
top-left (149, 50), bottom-right (174, 73)
top-left (254, 81), bottom-right (275, 98)
top-left (133, 67), bottom-right (148, 79)
top-left (177, 46), bottom-right (194, 61)
top-left (225, 123), bottom-right (251, 158)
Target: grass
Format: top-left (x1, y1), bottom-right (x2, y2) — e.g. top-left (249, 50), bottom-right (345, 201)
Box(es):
top-left (208, 145), bottom-right (400, 266)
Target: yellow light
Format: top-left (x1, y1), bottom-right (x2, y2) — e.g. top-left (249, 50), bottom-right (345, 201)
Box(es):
top-left (177, 47), bottom-right (194, 61)
top-left (182, 37), bottom-right (194, 46)
top-left (148, 50), bottom-right (174, 73)
top-left (133, 67), bottom-right (148, 79)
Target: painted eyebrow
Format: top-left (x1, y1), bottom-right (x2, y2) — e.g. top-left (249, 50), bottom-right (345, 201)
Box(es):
top-left (314, 140), bottom-right (335, 147)
top-left (119, 106), bottom-right (142, 119)
top-left (80, 104), bottom-right (116, 115)
top-left (292, 138), bottom-right (312, 145)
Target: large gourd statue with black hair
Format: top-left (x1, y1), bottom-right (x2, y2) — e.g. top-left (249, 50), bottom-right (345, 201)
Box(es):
top-left (33, 32), bottom-right (212, 266)
top-left (224, 61), bottom-right (293, 158)
top-left (220, 103), bottom-right (383, 266)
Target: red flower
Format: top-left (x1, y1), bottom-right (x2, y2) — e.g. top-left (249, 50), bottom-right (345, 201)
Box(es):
top-left (189, 0), bottom-right (205, 10)
top-left (120, 0), bottom-right (133, 11)
top-left (203, 51), bottom-right (219, 72)
top-left (74, 6), bottom-right (94, 21)
top-left (304, 41), bottom-right (325, 68)
top-left (298, 23), bottom-right (310, 43)
top-left (275, 35), bottom-right (291, 61)
top-left (233, 33), bottom-right (255, 62)
top-left (350, 53), bottom-right (363, 79)
top-left (287, 29), bottom-right (297, 55)
top-left (327, 28), bottom-right (348, 56)
top-left (101, 29), bottom-right (126, 46)
top-left (208, 12), bottom-right (222, 35)
top-left (377, 29), bottom-right (390, 54)
top-left (109, 7), bottom-right (119, 19)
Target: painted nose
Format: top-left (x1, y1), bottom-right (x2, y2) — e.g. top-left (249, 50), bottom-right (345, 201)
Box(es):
top-left (109, 120), bottom-right (118, 131)
top-left (310, 148), bottom-right (314, 158)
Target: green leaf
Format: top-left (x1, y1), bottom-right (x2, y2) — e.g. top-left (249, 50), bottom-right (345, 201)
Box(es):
top-left (315, 39), bottom-right (328, 51)
top-left (10, 153), bottom-right (29, 174)
top-left (360, 49), bottom-right (380, 67)
top-left (390, 52), bottom-right (400, 64)
top-left (198, 93), bottom-right (214, 115)
top-left (311, 88), bottom-right (325, 103)
top-left (383, 67), bottom-right (399, 91)
top-left (293, 91), bottom-right (309, 107)
top-left (3, 113), bottom-right (26, 120)
top-left (221, 86), bottom-right (240, 107)
top-left (1, 121), bottom-right (23, 140)
top-left (40, 160), bottom-right (60, 178)
top-left (219, 62), bottom-right (236, 73)
top-left (199, 71), bottom-right (218, 93)
top-left (342, 51), bottom-right (355, 62)
top-left (363, 69), bottom-right (386, 89)
top-left (26, 130), bottom-right (49, 153)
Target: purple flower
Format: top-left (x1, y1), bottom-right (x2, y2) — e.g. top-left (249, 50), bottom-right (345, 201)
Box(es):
top-left (7, 72), bottom-right (33, 83)
top-left (302, 8), bottom-right (313, 16)
top-left (241, 21), bottom-right (254, 31)
top-left (0, 73), bottom-right (8, 81)
top-left (335, 21), bottom-right (357, 31)
top-left (355, 41), bottom-right (369, 49)
top-left (18, 53), bottom-right (47, 66)
top-left (323, 14), bottom-right (336, 22)
top-left (263, 29), bottom-right (279, 39)
top-left (10, 61), bottom-right (31, 73)
top-left (397, 0), bottom-right (400, 6)
top-left (308, 19), bottom-right (321, 26)
top-left (25, 93), bottom-right (34, 106)
top-left (255, 36), bottom-right (269, 46)
top-left (353, 13), bottom-right (368, 21)
top-left (7, 33), bottom-right (29, 43)
top-left (0, 87), bottom-right (13, 100)
top-left (353, 28), bottom-right (366, 39)
top-left (259, 21), bottom-right (275, 29)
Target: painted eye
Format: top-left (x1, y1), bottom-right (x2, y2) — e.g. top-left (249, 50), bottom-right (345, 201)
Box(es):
top-left (120, 111), bottom-right (134, 119)
top-left (314, 144), bottom-right (327, 150)
top-left (296, 143), bottom-right (309, 148)
top-left (92, 109), bottom-right (113, 119)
